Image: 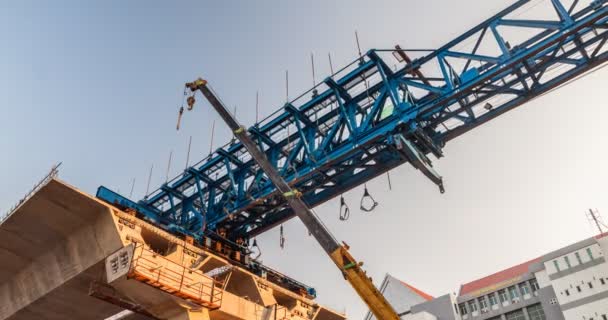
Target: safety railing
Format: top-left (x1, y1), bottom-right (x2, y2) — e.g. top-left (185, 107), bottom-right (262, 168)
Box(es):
top-left (1, 162), bottom-right (61, 223)
top-left (128, 244), bottom-right (223, 309)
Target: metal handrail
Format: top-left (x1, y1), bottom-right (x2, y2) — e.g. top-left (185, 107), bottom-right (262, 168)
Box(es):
top-left (129, 245), bottom-right (223, 307)
top-left (1, 162), bottom-right (61, 223)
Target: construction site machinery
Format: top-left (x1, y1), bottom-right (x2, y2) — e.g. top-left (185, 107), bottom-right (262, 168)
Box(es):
top-left (99, 0), bottom-right (608, 244)
top-left (184, 78), bottom-right (400, 320)
top-left (94, 0), bottom-right (608, 317)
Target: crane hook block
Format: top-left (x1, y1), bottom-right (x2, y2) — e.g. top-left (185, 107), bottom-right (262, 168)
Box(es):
top-left (187, 96), bottom-right (196, 111)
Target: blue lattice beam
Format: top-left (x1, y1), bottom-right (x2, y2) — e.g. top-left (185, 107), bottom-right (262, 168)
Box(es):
top-left (98, 0), bottom-right (608, 243)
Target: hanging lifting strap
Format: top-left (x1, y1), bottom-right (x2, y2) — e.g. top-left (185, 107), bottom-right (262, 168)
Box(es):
top-left (251, 238), bottom-right (262, 259)
top-left (360, 185), bottom-right (378, 212)
top-left (176, 106), bottom-right (184, 131)
top-left (339, 195), bottom-right (350, 221)
top-left (279, 225), bottom-right (286, 249)
top-left (176, 86), bottom-right (189, 131)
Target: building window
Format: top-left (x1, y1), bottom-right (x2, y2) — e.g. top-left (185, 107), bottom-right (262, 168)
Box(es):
top-left (576, 251), bottom-right (583, 264)
top-left (488, 293), bottom-right (498, 306)
top-left (564, 256), bottom-right (572, 268)
top-left (506, 309), bottom-right (526, 320)
top-left (499, 289), bottom-right (508, 303)
top-left (509, 286), bottom-right (519, 300)
top-left (527, 303), bottom-right (546, 320)
top-left (577, 285), bottom-right (582, 292)
top-left (587, 247), bottom-right (594, 260)
top-left (468, 300), bottom-right (478, 312)
top-left (479, 296), bottom-right (488, 312)
top-left (589, 282), bottom-right (594, 289)
top-left (565, 289), bottom-right (570, 296)
top-left (553, 260), bottom-right (560, 272)
top-left (602, 315), bottom-right (607, 320)
top-left (530, 279), bottom-right (540, 292)
top-left (459, 303), bottom-right (468, 315)
top-left (601, 278), bottom-right (606, 285)
top-left (519, 283), bottom-right (530, 296)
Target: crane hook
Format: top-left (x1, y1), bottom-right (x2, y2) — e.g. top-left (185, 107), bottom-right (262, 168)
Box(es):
top-left (187, 95), bottom-right (196, 111)
top-left (339, 195), bottom-right (350, 221)
top-left (360, 185), bottom-right (378, 212)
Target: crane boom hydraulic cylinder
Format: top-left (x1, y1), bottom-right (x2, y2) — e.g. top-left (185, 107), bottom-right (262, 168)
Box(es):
top-left (186, 78), bottom-right (400, 320)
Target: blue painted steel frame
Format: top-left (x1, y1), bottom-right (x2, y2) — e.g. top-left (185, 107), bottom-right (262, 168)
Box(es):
top-left (98, 0), bottom-right (608, 243)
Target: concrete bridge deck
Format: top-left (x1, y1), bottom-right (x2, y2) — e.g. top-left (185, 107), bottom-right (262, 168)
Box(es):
top-left (0, 179), bottom-right (345, 320)
top-left (0, 179), bottom-right (151, 320)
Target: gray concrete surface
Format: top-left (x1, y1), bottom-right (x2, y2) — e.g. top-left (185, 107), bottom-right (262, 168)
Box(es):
top-left (0, 179), bottom-right (151, 320)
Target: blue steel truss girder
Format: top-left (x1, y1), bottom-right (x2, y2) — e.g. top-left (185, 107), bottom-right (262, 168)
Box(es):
top-left (97, 0), bottom-right (608, 242)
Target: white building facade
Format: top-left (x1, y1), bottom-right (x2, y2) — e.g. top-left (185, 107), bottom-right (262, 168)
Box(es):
top-left (534, 235), bottom-right (608, 320)
top-left (368, 234), bottom-right (608, 320)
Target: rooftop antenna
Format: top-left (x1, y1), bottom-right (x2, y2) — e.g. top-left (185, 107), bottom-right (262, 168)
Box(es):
top-left (328, 52), bottom-right (335, 75)
top-left (129, 177), bottom-right (136, 198)
top-left (328, 52), bottom-right (336, 113)
top-left (185, 135), bottom-right (192, 169)
top-left (311, 52), bottom-right (317, 87)
top-left (165, 150), bottom-right (173, 183)
top-left (231, 106), bottom-right (238, 144)
top-left (255, 91), bottom-right (260, 124)
top-left (209, 119), bottom-right (216, 156)
top-left (587, 209), bottom-right (608, 234)
top-left (355, 31), bottom-right (372, 105)
top-left (355, 30), bottom-right (364, 65)
top-left (285, 70), bottom-right (289, 103)
top-left (311, 52), bottom-right (318, 97)
top-left (145, 164), bottom-right (154, 199)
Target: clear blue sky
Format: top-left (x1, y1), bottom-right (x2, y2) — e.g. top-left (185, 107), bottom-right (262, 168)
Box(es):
top-left (2, 0), bottom-right (608, 318)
